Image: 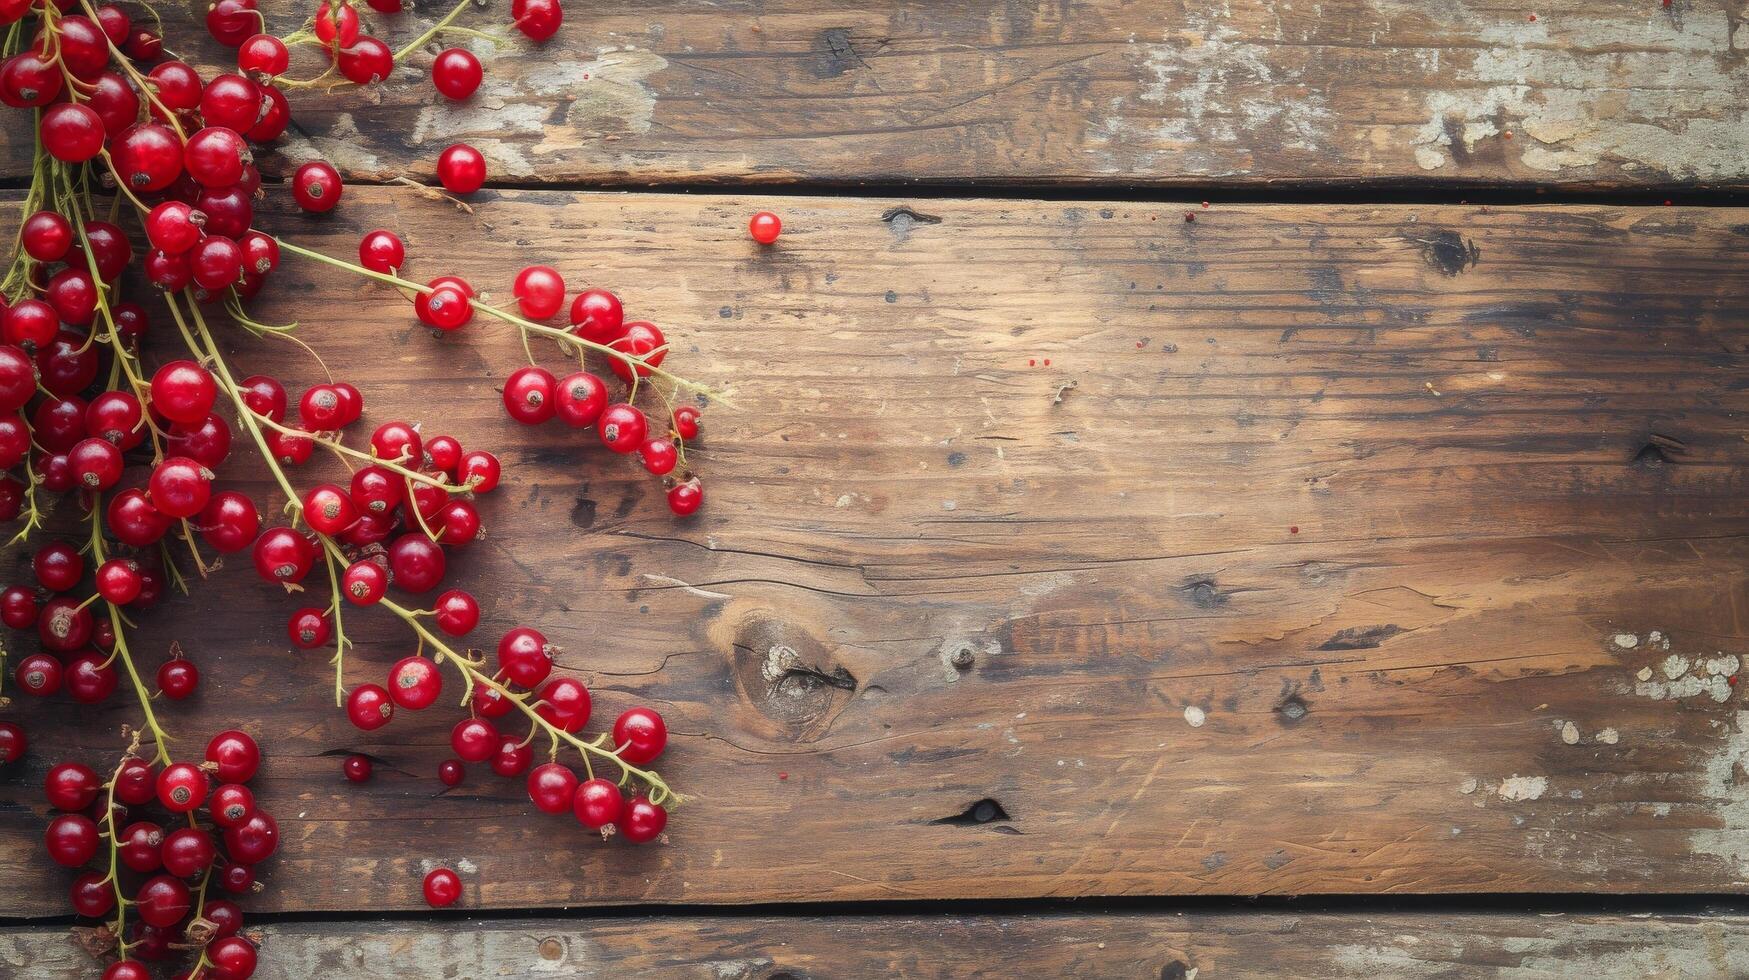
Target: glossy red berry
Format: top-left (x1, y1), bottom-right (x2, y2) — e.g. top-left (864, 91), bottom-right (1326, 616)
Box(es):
top-left (343, 754), bottom-right (373, 782)
top-left (749, 210), bottom-right (782, 244)
top-left (436, 143), bottom-right (487, 194)
top-left (86, 391), bottom-right (147, 449)
top-left (437, 759), bottom-right (464, 786)
top-left (191, 234), bottom-right (245, 290)
top-left (389, 655), bottom-right (442, 709)
top-left (45, 813), bottom-right (99, 866)
top-left (423, 867), bottom-right (462, 907)
top-left (185, 126), bottom-right (250, 187)
top-left (497, 626), bottom-right (553, 687)
top-left (45, 762), bottom-right (101, 811)
top-left (65, 651), bottom-right (119, 704)
top-left (168, 413), bottom-right (233, 468)
top-left (491, 735), bottom-right (532, 777)
top-left (21, 211), bottom-right (72, 261)
top-left (370, 420), bottom-right (422, 464)
top-left (287, 606), bottom-right (331, 648)
top-left (136, 874), bottom-right (192, 927)
top-left (0, 587), bottom-right (35, 630)
top-left (471, 680), bottom-right (513, 719)
top-left (511, 0), bottom-right (563, 42)
top-left (151, 360), bottom-right (217, 424)
top-left (639, 438), bottom-right (678, 475)
top-left (157, 656), bottom-right (200, 700)
top-left (197, 491), bottom-right (260, 552)
top-left (417, 282), bottom-right (472, 330)
top-left (156, 762), bottom-right (210, 813)
top-left (206, 0), bottom-right (260, 46)
top-left (115, 758), bottom-right (156, 805)
top-left (162, 826), bottom-right (217, 877)
top-left (72, 872), bottom-right (115, 917)
top-left (204, 899), bottom-right (244, 938)
top-left (458, 450), bottom-right (501, 493)
top-left (451, 717), bottom-right (499, 762)
top-left (613, 707), bottom-right (669, 764)
top-left (620, 795), bottom-right (668, 843)
top-left (3, 298), bottom-right (58, 347)
top-left (607, 321), bottom-right (667, 383)
top-left (298, 383), bottom-right (347, 430)
top-left (209, 935), bottom-right (260, 980)
top-left (253, 526), bottom-right (316, 583)
top-left (337, 36), bottom-right (395, 84)
top-left (223, 810), bottom-right (279, 863)
top-left (598, 403), bottom-right (648, 453)
top-left (437, 499), bottom-right (481, 545)
top-left (526, 763), bottom-right (577, 814)
top-left (209, 782), bottom-right (256, 829)
top-left (432, 48), bottom-right (482, 100)
top-left (32, 541), bottom-right (83, 592)
top-left (96, 558), bottom-right (143, 605)
top-left (343, 560), bottom-right (388, 605)
top-left (534, 677), bottom-right (590, 732)
top-left (218, 862), bottom-right (255, 894)
top-left (108, 489), bottom-right (172, 548)
top-left (572, 778), bottom-right (623, 830)
top-left (293, 160), bottom-right (343, 212)
top-left (359, 229), bottom-right (405, 273)
top-left (148, 456), bottom-right (214, 518)
top-left (40, 103), bottom-right (105, 161)
top-left (668, 477), bottom-right (704, 516)
top-left (347, 683), bottom-right (395, 730)
top-left (237, 33), bottom-right (289, 75)
top-left (38, 596), bottom-right (93, 652)
top-left (568, 288), bottom-right (625, 344)
top-left (554, 372), bottom-right (607, 428)
top-left (315, 0), bottom-right (360, 46)
top-left (303, 482), bottom-right (358, 535)
top-left (513, 265), bottom-right (565, 319)
top-left (387, 533), bottom-right (447, 592)
top-left (198, 74), bottom-right (263, 132)
top-left (207, 730), bottom-right (261, 783)
top-left (433, 589), bottom-right (481, 636)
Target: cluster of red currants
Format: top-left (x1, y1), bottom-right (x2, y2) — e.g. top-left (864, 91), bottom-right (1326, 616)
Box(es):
top-left (43, 731), bottom-right (273, 980)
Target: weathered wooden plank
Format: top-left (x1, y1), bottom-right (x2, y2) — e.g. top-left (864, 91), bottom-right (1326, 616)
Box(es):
top-left (5, 909), bottom-right (1749, 978)
top-left (4, 192), bottom-right (1749, 915)
top-left (3, 1), bottom-right (1747, 187)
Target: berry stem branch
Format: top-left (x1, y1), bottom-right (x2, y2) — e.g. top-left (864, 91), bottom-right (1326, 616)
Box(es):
top-left (89, 498), bottom-right (174, 766)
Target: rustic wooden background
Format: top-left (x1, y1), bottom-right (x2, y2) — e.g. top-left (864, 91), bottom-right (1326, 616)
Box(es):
top-left (5, 0), bottom-right (1749, 977)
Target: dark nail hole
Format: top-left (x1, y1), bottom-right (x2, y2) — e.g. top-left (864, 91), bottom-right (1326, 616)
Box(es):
top-left (933, 797), bottom-right (1011, 826)
top-left (1276, 695), bottom-right (1310, 725)
top-left (1179, 576), bottom-right (1228, 609)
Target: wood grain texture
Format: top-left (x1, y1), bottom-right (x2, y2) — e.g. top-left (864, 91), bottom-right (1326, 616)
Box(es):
top-left (5, 909), bottom-right (1749, 978)
top-left (4, 190), bottom-right (1749, 916)
top-left (5, 0), bottom-right (1748, 187)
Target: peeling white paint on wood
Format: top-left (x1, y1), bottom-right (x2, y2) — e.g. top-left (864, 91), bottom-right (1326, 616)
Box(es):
top-left (1498, 775), bottom-right (1548, 802)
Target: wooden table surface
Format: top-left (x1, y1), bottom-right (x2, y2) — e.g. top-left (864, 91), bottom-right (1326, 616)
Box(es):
top-left (5, 2), bottom-right (1749, 977)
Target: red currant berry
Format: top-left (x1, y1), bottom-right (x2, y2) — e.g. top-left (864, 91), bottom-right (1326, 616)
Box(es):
top-left (44, 813), bottom-right (99, 866)
top-left (151, 360), bottom-right (217, 424)
top-left (426, 435), bottom-right (463, 472)
top-left (40, 103), bottom-right (105, 162)
top-left (206, 730), bottom-right (261, 783)
top-left (749, 210), bottom-right (782, 244)
top-left (158, 657), bottom-right (200, 699)
top-left (218, 862), bottom-right (255, 894)
top-left (116, 821), bottom-right (167, 862)
top-left (124, 29), bottom-right (163, 60)
top-left (315, 0), bottom-right (360, 46)
top-left (148, 456), bottom-right (214, 519)
top-left (209, 935), bottom-right (259, 980)
top-left (387, 533), bottom-right (447, 592)
top-left (250, 83), bottom-right (292, 141)
top-left (89, 72), bottom-right (140, 139)
top-left (572, 777), bottom-right (622, 830)
top-left (607, 321), bottom-right (667, 383)
top-left (619, 795), bottom-right (668, 843)
top-left (21, 211), bottom-right (72, 261)
top-left (108, 488), bottom-right (172, 548)
top-left (490, 735), bottom-right (531, 777)
top-left (370, 420), bottom-right (421, 464)
top-left (511, 0), bottom-right (563, 42)
top-left (195, 185), bottom-right (255, 238)
top-left (349, 464), bottom-right (403, 516)
top-left (554, 372), bottom-right (607, 428)
top-left (82, 221), bottom-right (134, 282)
top-left (223, 810), bottom-right (279, 863)
top-left (423, 867), bottom-right (462, 907)
top-left (93, 5), bottom-right (131, 44)
top-left (613, 707), bottom-right (668, 764)
top-left (568, 288), bottom-right (625, 344)
top-left (69, 436), bottom-right (124, 490)
top-left (65, 651), bottom-right (119, 704)
top-left (667, 477), bottom-right (704, 516)
top-left (136, 874), bottom-right (192, 927)
top-left (206, 0), bottom-right (260, 46)
top-left (359, 229), bottom-right (405, 273)
top-left (293, 160), bottom-right (343, 213)
top-left (199, 74), bottom-right (265, 132)
top-left (44, 268), bottom-right (98, 327)
top-left (32, 540), bottom-right (84, 592)
top-left (115, 758), bottom-right (156, 805)
top-left (72, 871), bottom-right (115, 917)
top-left (209, 782), bottom-right (256, 829)
top-left (534, 676), bottom-right (590, 732)
top-left (86, 390), bottom-right (147, 449)
top-left (253, 526), bottom-right (316, 583)
top-left (431, 47), bottom-right (482, 100)
top-left (433, 589), bottom-right (480, 636)
top-left (269, 429), bottom-right (315, 464)
top-left (45, 762), bottom-right (101, 810)
top-left (237, 33), bottom-right (289, 75)
top-left (347, 683), bottom-right (395, 730)
top-left (343, 560), bottom-right (388, 605)
top-left (3, 298), bottom-right (58, 346)
top-left (204, 899), bottom-right (244, 938)
top-left (0, 587), bottom-right (36, 629)
top-left (167, 413), bottom-right (233, 468)
top-left (191, 234), bottom-right (246, 290)
top-left (196, 490), bottom-right (260, 552)
top-left (639, 438), bottom-right (678, 475)
top-left (298, 383), bottom-right (349, 431)
top-left (184, 126), bottom-right (251, 187)
top-left (0, 50), bottom-right (63, 109)
top-left (337, 36), bottom-right (395, 84)
top-left (527, 763), bottom-right (577, 814)
top-left (0, 345), bottom-right (33, 413)
top-left (436, 143), bottom-right (487, 194)
top-left (96, 558), bottom-right (143, 604)
top-left (38, 596), bottom-right (94, 652)
top-left (417, 282), bottom-right (472, 330)
top-left (450, 717), bottom-right (498, 762)
top-left (145, 249), bottom-right (193, 291)
top-left (302, 482), bottom-right (359, 535)
top-left (156, 762), bottom-right (210, 813)
top-left (241, 230), bottom-right (280, 275)
top-left (343, 754), bottom-right (373, 782)
top-left (287, 606), bottom-right (331, 648)
top-left (497, 626), bottom-right (553, 687)
top-left (457, 450), bottom-right (501, 493)
top-left (471, 680), bottom-right (513, 718)
top-left (162, 826), bottom-right (217, 877)
top-left (388, 656), bottom-right (442, 709)
top-left (513, 265), bottom-right (565, 319)
top-left (437, 758), bottom-right (464, 786)
top-left (598, 403), bottom-right (648, 453)
top-left (437, 499), bottom-right (480, 545)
